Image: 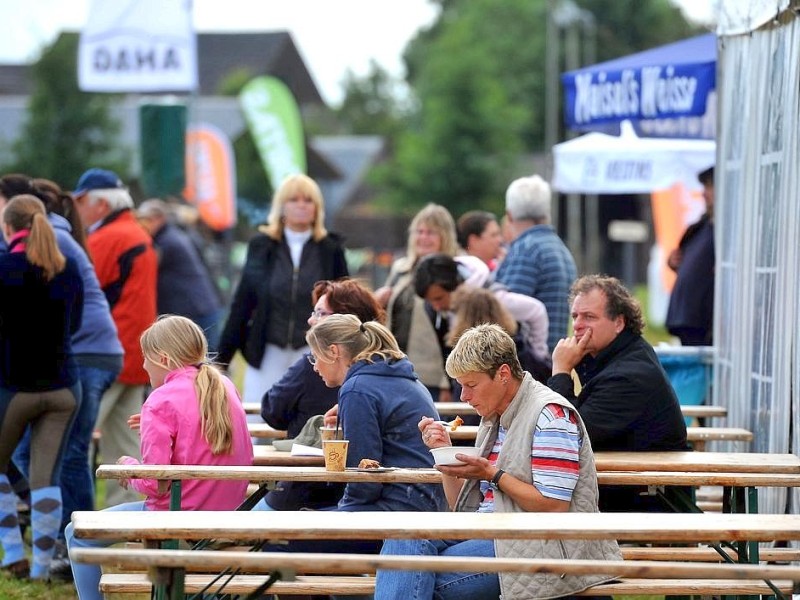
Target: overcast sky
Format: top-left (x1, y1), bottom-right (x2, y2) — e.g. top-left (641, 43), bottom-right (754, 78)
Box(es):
top-left (0, 0), bottom-right (716, 106)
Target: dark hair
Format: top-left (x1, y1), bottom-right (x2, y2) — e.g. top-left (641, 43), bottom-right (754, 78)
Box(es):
top-left (32, 178), bottom-right (90, 255)
top-left (0, 173), bottom-right (36, 200)
top-left (456, 210), bottom-right (497, 249)
top-left (312, 278), bottom-right (386, 324)
top-left (698, 166), bottom-right (714, 186)
top-left (569, 275), bottom-right (645, 336)
top-left (413, 253), bottom-right (464, 297)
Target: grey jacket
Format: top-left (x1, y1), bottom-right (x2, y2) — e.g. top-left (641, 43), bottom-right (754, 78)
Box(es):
top-left (455, 374), bottom-right (622, 599)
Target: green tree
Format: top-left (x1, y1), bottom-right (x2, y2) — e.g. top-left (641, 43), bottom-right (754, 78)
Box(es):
top-left (4, 33), bottom-right (129, 187)
top-left (369, 0), bottom-right (700, 216)
top-left (335, 61), bottom-right (412, 138)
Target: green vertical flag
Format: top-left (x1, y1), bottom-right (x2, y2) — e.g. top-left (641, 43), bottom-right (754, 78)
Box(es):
top-left (239, 76), bottom-right (306, 190)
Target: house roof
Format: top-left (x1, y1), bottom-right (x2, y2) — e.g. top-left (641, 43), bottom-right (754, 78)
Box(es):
top-left (196, 32), bottom-right (322, 103)
top-left (0, 31), bottom-right (324, 106)
top-left (0, 65), bottom-right (33, 95)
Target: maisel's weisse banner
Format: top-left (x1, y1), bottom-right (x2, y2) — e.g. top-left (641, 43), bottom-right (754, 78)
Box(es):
top-left (561, 34), bottom-right (716, 131)
top-left (78, 0), bottom-right (197, 93)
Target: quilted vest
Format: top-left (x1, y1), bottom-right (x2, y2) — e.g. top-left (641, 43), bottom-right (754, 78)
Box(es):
top-left (454, 373), bottom-right (623, 599)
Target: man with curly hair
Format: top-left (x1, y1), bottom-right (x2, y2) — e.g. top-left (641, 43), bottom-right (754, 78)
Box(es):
top-left (547, 275), bottom-right (688, 512)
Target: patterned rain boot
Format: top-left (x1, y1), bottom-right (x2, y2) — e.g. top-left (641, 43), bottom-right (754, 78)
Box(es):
top-left (30, 485), bottom-right (62, 580)
top-left (0, 473), bottom-right (29, 578)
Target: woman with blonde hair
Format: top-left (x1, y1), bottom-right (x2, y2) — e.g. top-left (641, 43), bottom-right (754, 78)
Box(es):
top-left (260, 314), bottom-right (446, 557)
top-left (0, 195), bottom-right (84, 580)
top-left (259, 277), bottom-right (386, 511)
top-left (375, 203), bottom-right (471, 401)
top-left (448, 286), bottom-right (553, 384)
top-left (217, 173), bottom-right (348, 403)
top-left (66, 315), bottom-right (253, 600)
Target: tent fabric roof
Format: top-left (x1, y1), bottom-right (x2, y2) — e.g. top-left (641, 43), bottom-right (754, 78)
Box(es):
top-left (561, 34), bottom-right (717, 131)
top-left (564, 34), bottom-right (716, 74)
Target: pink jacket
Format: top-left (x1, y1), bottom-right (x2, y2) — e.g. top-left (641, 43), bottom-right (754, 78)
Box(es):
top-left (121, 366), bottom-right (253, 511)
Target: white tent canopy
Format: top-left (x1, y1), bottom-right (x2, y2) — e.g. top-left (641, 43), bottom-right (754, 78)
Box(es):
top-left (552, 121), bottom-right (715, 194)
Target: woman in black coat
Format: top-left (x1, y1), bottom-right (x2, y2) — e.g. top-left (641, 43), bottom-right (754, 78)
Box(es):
top-left (217, 174), bottom-right (348, 403)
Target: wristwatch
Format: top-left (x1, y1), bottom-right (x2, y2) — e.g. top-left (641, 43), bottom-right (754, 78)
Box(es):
top-left (489, 469), bottom-right (506, 491)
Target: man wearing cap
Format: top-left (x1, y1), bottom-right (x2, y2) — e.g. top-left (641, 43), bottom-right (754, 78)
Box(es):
top-left (665, 166), bottom-right (715, 346)
top-left (72, 168), bottom-right (157, 506)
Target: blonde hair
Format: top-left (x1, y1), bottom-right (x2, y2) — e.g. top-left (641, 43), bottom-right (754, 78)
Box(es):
top-left (140, 315), bottom-right (234, 454)
top-left (3, 194), bottom-right (66, 281)
top-left (406, 203), bottom-right (459, 265)
top-left (447, 286), bottom-right (518, 347)
top-left (306, 314), bottom-right (404, 365)
top-left (259, 173), bottom-right (328, 241)
top-left (446, 323), bottom-right (524, 381)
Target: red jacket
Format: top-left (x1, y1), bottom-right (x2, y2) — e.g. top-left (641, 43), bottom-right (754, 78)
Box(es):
top-left (88, 209), bottom-right (157, 385)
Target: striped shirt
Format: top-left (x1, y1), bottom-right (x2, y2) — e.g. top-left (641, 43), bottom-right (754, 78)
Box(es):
top-left (495, 225), bottom-right (577, 352)
top-left (478, 403), bottom-right (581, 512)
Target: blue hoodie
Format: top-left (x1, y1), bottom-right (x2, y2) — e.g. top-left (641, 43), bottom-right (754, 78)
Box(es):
top-left (337, 356), bottom-right (447, 512)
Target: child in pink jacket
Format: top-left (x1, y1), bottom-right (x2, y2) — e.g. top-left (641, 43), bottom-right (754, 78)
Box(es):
top-left (66, 315), bottom-right (253, 600)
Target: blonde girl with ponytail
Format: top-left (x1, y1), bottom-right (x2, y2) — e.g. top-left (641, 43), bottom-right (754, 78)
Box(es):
top-left (66, 315), bottom-right (253, 600)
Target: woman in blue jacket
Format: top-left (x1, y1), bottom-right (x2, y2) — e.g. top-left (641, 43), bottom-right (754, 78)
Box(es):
top-left (260, 314), bottom-right (446, 555)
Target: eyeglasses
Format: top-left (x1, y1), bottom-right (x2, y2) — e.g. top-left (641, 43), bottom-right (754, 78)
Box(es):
top-left (310, 308), bottom-right (333, 320)
top-left (307, 353), bottom-right (318, 366)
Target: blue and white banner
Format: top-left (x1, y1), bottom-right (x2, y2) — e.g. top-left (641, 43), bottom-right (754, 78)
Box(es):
top-left (562, 34), bottom-right (716, 131)
top-left (78, 0), bottom-right (197, 93)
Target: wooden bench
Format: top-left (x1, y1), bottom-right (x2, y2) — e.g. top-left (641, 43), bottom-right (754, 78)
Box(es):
top-left (72, 511), bottom-right (800, 598)
top-left (242, 402), bottom-right (728, 420)
top-left (248, 423), bottom-right (755, 448)
top-left (430, 401), bottom-right (728, 421)
top-left (85, 548), bottom-right (798, 597)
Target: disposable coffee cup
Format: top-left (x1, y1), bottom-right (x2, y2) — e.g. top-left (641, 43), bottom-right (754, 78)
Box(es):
top-left (323, 439), bottom-right (349, 472)
top-left (320, 426), bottom-right (342, 441)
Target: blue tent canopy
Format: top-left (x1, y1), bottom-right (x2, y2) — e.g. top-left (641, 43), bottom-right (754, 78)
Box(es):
top-left (562, 34), bottom-right (716, 132)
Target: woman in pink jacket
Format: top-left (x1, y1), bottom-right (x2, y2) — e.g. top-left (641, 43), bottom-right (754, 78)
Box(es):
top-left (66, 315), bottom-right (253, 600)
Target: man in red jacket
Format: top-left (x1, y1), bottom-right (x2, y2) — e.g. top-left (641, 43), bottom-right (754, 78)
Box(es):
top-left (73, 169), bottom-right (157, 506)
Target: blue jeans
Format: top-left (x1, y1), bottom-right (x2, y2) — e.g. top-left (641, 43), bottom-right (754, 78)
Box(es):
top-left (375, 538), bottom-right (499, 600)
top-left (13, 364), bottom-right (119, 537)
top-left (65, 501), bottom-right (145, 600)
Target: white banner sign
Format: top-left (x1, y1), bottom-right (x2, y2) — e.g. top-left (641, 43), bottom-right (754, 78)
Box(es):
top-left (552, 121), bottom-right (715, 194)
top-left (78, 0), bottom-right (197, 93)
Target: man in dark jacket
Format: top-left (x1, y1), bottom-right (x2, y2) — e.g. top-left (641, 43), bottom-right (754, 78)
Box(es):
top-left (547, 275), bottom-right (688, 512)
top-left (137, 199), bottom-right (223, 350)
top-left (665, 166), bottom-right (715, 346)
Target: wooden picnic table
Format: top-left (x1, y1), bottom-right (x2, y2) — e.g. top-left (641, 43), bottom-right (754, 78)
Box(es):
top-left (96, 463), bottom-right (800, 490)
top-left (250, 446), bottom-right (783, 472)
top-left (594, 451), bottom-right (800, 473)
top-left (69, 509), bottom-right (800, 543)
top-left (70, 510), bottom-right (800, 599)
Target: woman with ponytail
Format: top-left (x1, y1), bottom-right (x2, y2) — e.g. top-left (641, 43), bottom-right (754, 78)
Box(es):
top-left (259, 315), bottom-right (446, 557)
top-left (66, 315), bottom-right (253, 600)
top-left (0, 195), bottom-right (84, 580)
